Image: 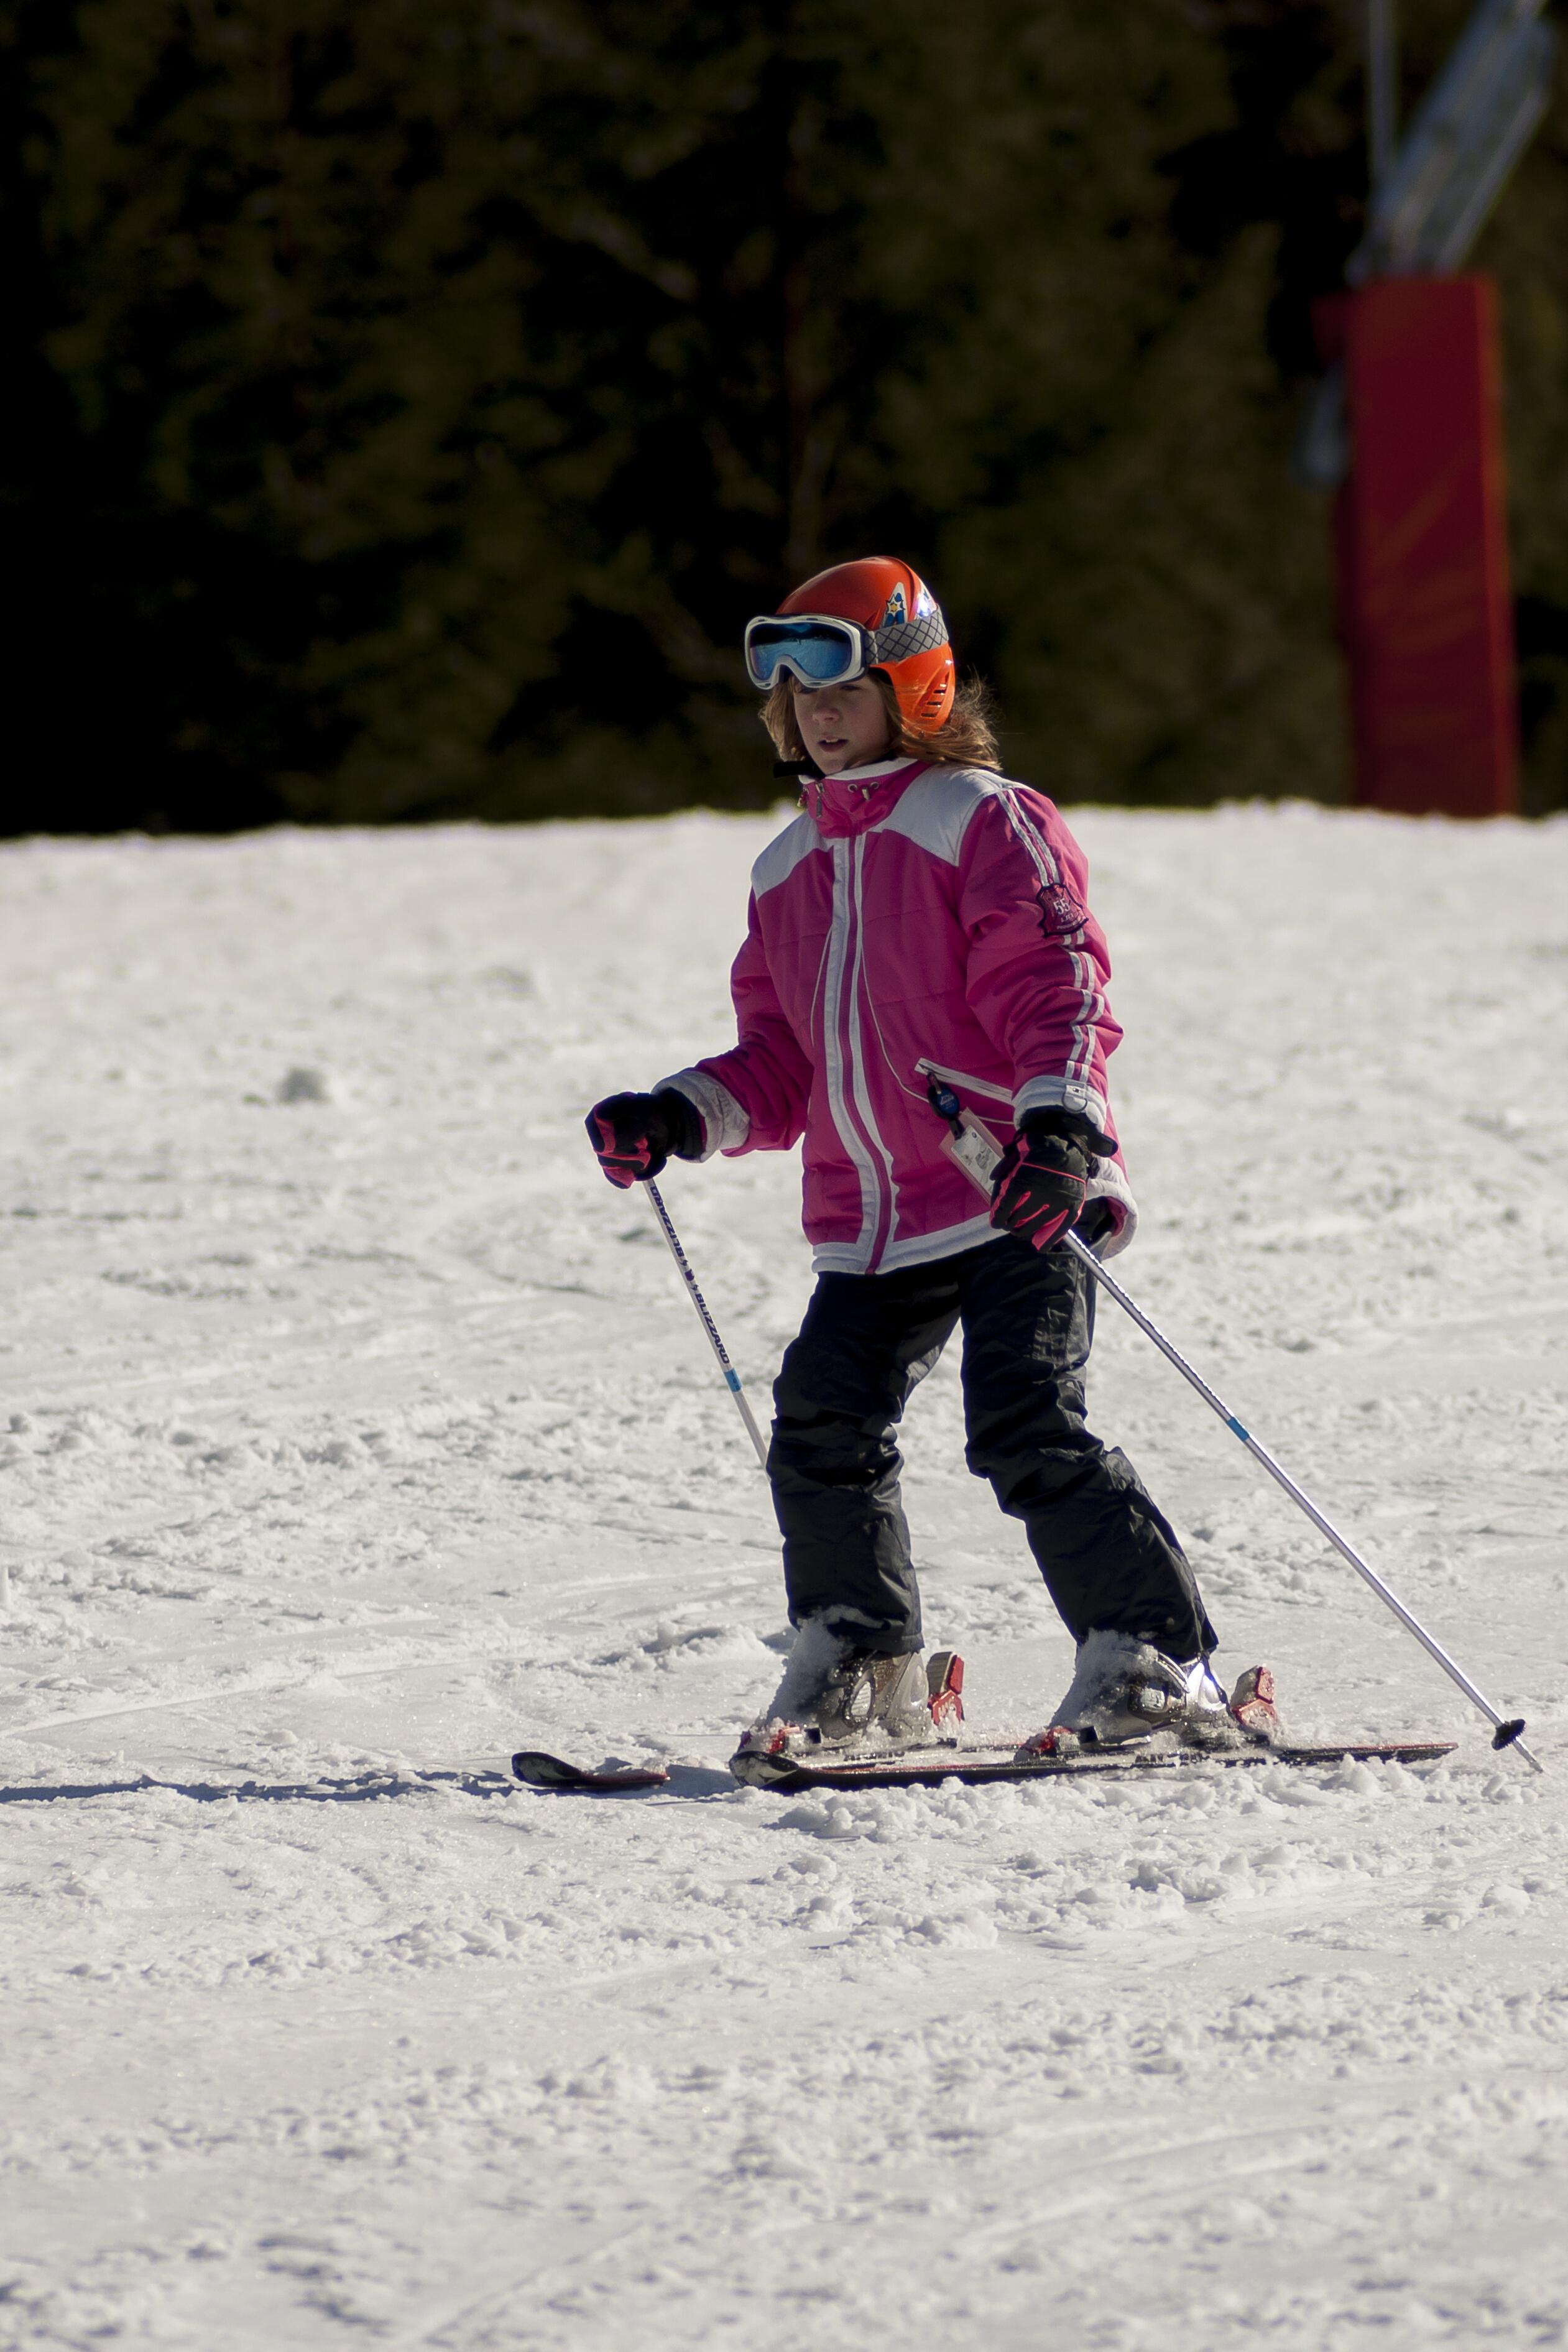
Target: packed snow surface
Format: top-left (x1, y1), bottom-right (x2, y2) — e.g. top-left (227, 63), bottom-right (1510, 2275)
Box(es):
top-left (2, 803), bottom-right (1566, 2349)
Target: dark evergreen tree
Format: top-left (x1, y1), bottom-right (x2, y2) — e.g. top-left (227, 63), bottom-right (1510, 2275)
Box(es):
top-left (5, 0), bottom-right (1566, 830)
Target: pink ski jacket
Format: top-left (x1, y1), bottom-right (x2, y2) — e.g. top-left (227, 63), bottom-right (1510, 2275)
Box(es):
top-left (662, 757), bottom-right (1136, 1276)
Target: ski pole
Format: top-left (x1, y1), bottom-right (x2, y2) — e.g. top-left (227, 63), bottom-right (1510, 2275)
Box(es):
top-left (641, 1178), bottom-right (769, 1470)
top-left (923, 1072), bottom-right (1539, 1771)
top-left (1061, 1229), bottom-right (1541, 1773)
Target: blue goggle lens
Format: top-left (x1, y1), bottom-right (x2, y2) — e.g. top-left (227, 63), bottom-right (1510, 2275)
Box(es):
top-left (746, 619), bottom-right (861, 688)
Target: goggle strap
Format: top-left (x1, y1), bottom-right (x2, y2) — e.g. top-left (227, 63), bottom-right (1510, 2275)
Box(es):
top-left (868, 607), bottom-right (948, 666)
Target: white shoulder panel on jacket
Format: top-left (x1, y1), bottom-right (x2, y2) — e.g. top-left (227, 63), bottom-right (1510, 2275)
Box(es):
top-left (752, 811), bottom-right (822, 898)
top-left (880, 768), bottom-right (1011, 865)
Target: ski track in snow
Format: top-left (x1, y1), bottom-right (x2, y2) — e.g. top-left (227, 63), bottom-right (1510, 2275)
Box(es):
top-left (1, 805), bottom-right (1566, 2348)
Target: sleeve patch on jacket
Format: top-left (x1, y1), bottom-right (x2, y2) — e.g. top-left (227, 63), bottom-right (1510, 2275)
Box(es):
top-left (1036, 882), bottom-right (1087, 936)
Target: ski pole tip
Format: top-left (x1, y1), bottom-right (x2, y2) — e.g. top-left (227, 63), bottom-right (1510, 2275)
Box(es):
top-left (1490, 1718), bottom-right (1544, 1774)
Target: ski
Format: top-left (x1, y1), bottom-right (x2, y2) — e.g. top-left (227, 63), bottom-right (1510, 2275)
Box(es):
top-left (733, 1737), bottom-right (1457, 1791)
top-left (509, 1738), bottom-right (1456, 1795)
top-left (510, 1750), bottom-right (671, 1793)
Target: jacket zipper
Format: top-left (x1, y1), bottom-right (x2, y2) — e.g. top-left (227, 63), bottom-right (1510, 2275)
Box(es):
top-left (819, 839), bottom-right (882, 1265)
top-left (847, 836), bottom-right (897, 1266)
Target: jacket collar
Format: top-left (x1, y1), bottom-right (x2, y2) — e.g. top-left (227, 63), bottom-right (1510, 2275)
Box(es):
top-left (804, 757), bottom-right (928, 839)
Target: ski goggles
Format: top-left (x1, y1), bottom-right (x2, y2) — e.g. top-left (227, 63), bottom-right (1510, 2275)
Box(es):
top-left (744, 604), bottom-right (948, 693)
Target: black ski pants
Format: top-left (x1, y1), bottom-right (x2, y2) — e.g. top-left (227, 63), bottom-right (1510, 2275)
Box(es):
top-left (767, 1232), bottom-right (1214, 1661)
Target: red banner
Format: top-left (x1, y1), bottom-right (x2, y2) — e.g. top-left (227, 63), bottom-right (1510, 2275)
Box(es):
top-left (1330, 277), bottom-right (1518, 817)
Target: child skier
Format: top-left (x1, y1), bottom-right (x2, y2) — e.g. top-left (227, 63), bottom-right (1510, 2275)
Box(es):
top-left (587, 558), bottom-right (1261, 1774)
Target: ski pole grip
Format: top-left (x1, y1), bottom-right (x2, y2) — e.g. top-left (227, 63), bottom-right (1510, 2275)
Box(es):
top-left (1492, 1718), bottom-right (1527, 1751)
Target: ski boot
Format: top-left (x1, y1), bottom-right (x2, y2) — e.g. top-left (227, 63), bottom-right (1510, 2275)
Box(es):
top-left (729, 1625), bottom-right (965, 1787)
top-left (1014, 1629), bottom-right (1258, 1761)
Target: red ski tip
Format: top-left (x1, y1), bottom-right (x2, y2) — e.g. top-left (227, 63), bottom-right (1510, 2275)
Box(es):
top-left (926, 1650), bottom-right (966, 1733)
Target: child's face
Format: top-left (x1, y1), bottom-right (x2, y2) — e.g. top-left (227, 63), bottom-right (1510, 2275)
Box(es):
top-left (793, 676), bottom-right (893, 773)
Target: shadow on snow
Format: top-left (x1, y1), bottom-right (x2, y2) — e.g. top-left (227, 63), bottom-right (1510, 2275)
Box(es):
top-left (0, 1762), bottom-right (738, 1805)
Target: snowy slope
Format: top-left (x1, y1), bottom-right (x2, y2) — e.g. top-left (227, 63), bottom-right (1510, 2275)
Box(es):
top-left (1, 805), bottom-right (1566, 2350)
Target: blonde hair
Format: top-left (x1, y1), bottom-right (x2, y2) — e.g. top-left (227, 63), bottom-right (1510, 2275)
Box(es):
top-left (760, 668), bottom-right (1001, 772)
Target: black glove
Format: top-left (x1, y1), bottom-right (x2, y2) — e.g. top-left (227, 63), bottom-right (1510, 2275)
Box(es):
top-left (989, 1107), bottom-right (1105, 1252)
top-left (585, 1089), bottom-right (704, 1189)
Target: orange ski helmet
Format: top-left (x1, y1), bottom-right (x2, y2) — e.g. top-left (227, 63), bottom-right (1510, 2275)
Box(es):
top-left (744, 557), bottom-right (956, 735)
